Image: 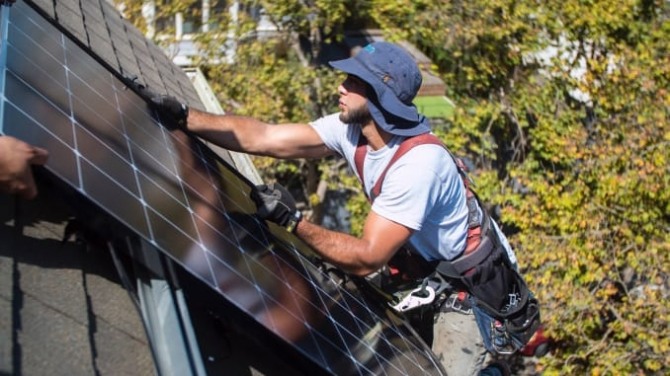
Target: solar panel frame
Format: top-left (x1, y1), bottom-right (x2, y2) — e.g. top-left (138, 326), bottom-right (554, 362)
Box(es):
top-left (0, 2), bottom-right (446, 375)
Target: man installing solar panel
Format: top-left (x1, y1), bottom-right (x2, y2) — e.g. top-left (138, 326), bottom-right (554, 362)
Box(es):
top-left (134, 42), bottom-right (541, 376)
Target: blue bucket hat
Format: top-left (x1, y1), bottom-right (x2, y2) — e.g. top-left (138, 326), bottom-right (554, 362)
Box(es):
top-left (329, 42), bottom-right (430, 136)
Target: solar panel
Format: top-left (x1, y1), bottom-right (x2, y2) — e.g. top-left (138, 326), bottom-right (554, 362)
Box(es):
top-left (0, 2), bottom-right (445, 375)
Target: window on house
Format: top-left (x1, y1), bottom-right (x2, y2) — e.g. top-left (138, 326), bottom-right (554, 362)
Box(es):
top-left (181, 0), bottom-right (228, 34)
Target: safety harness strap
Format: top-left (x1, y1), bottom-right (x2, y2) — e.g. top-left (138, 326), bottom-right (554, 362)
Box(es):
top-left (355, 137), bottom-right (541, 351)
top-left (355, 133), bottom-right (497, 313)
top-left (354, 134), bottom-right (446, 202)
top-left (436, 209), bottom-right (495, 278)
top-left (354, 133), bottom-right (483, 254)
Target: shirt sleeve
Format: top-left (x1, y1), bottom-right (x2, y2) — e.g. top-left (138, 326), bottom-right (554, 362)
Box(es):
top-left (310, 113), bottom-right (345, 157)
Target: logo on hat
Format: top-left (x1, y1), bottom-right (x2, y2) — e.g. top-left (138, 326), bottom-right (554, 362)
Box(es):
top-left (328, 42), bottom-right (431, 136)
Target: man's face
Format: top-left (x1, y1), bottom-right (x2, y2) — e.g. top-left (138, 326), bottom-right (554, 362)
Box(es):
top-left (338, 75), bottom-right (372, 125)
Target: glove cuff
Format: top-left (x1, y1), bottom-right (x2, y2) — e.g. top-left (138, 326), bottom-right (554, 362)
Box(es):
top-left (176, 103), bottom-right (189, 129)
top-left (285, 210), bottom-right (302, 233)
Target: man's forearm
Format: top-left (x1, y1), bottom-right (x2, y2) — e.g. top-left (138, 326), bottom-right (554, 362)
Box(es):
top-left (294, 220), bottom-right (381, 276)
top-left (186, 109), bottom-right (328, 159)
top-left (187, 109), bottom-right (270, 155)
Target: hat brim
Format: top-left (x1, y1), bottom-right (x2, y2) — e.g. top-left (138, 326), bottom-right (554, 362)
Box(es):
top-left (367, 96), bottom-right (431, 137)
top-left (330, 57), bottom-right (420, 122)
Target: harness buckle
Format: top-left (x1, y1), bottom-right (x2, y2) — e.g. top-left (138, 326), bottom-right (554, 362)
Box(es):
top-left (391, 285), bottom-right (436, 312)
top-left (442, 292), bottom-right (473, 314)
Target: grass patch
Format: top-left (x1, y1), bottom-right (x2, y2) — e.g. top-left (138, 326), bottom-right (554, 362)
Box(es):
top-left (414, 96), bottom-right (455, 119)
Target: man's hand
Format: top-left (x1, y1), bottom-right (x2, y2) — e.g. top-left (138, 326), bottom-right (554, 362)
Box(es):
top-left (125, 78), bottom-right (189, 130)
top-left (147, 91), bottom-right (189, 130)
top-left (0, 136), bottom-right (49, 199)
top-left (250, 183), bottom-right (302, 232)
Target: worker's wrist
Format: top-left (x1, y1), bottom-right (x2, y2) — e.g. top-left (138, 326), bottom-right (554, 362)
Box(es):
top-left (175, 102), bottom-right (189, 130)
top-left (285, 210), bottom-right (302, 233)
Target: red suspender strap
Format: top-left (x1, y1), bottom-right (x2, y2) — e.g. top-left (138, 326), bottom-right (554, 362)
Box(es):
top-left (354, 136), bottom-right (367, 194)
top-left (355, 133), bottom-right (444, 202)
top-left (372, 134), bottom-right (443, 202)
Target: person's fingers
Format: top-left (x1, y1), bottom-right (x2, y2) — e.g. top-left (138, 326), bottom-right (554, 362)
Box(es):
top-left (29, 146), bottom-right (49, 165)
top-left (16, 166), bottom-right (38, 199)
top-left (11, 140), bottom-right (45, 199)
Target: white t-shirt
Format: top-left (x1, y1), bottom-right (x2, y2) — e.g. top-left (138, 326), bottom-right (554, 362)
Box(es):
top-left (311, 113), bottom-right (469, 261)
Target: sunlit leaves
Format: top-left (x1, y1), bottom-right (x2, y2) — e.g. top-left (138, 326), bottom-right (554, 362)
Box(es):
top-left (372, 1), bottom-right (670, 373)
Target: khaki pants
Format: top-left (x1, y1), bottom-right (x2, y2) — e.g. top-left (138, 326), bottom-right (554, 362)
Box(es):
top-left (432, 309), bottom-right (488, 375)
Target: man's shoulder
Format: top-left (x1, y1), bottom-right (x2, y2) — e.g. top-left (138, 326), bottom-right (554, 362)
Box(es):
top-left (389, 143), bottom-right (458, 182)
top-left (310, 112), bottom-right (357, 155)
top-left (401, 142), bottom-right (452, 165)
top-left (310, 112), bottom-right (343, 127)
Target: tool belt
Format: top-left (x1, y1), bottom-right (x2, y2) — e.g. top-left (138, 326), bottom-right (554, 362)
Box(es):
top-left (441, 215), bottom-right (541, 354)
top-left (383, 213), bottom-right (541, 355)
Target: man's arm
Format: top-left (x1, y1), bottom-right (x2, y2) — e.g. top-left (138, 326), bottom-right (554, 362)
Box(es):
top-left (294, 210), bottom-right (413, 277)
top-left (187, 109), bottom-right (333, 159)
top-left (129, 84), bottom-right (334, 159)
top-left (0, 136), bottom-right (49, 199)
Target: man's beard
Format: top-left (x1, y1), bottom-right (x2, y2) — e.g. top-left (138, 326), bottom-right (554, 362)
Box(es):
top-left (340, 103), bottom-right (372, 125)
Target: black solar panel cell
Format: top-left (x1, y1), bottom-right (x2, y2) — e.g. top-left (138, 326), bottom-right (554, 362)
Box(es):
top-left (3, 98), bottom-right (79, 185)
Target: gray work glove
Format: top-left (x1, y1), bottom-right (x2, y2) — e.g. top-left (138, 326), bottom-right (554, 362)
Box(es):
top-left (125, 77), bottom-right (189, 130)
top-left (250, 183), bottom-right (302, 233)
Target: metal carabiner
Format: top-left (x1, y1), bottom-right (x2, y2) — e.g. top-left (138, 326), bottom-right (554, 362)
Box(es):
top-left (391, 285), bottom-right (436, 312)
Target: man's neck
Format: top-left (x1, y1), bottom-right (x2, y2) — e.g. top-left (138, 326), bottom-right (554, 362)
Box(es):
top-left (361, 121), bottom-right (393, 150)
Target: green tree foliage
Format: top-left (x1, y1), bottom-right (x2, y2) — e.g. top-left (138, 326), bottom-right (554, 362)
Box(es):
top-left (368, 1), bottom-right (669, 374)
top-left (118, 0), bottom-right (669, 373)
top-left (112, 0), bottom-right (199, 41)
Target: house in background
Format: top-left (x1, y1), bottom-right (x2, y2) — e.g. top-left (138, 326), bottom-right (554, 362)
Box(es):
top-left (127, 0), bottom-right (454, 121)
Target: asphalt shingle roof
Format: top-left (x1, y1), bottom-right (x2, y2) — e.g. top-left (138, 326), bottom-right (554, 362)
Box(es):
top-left (1, 1), bottom-right (222, 373)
